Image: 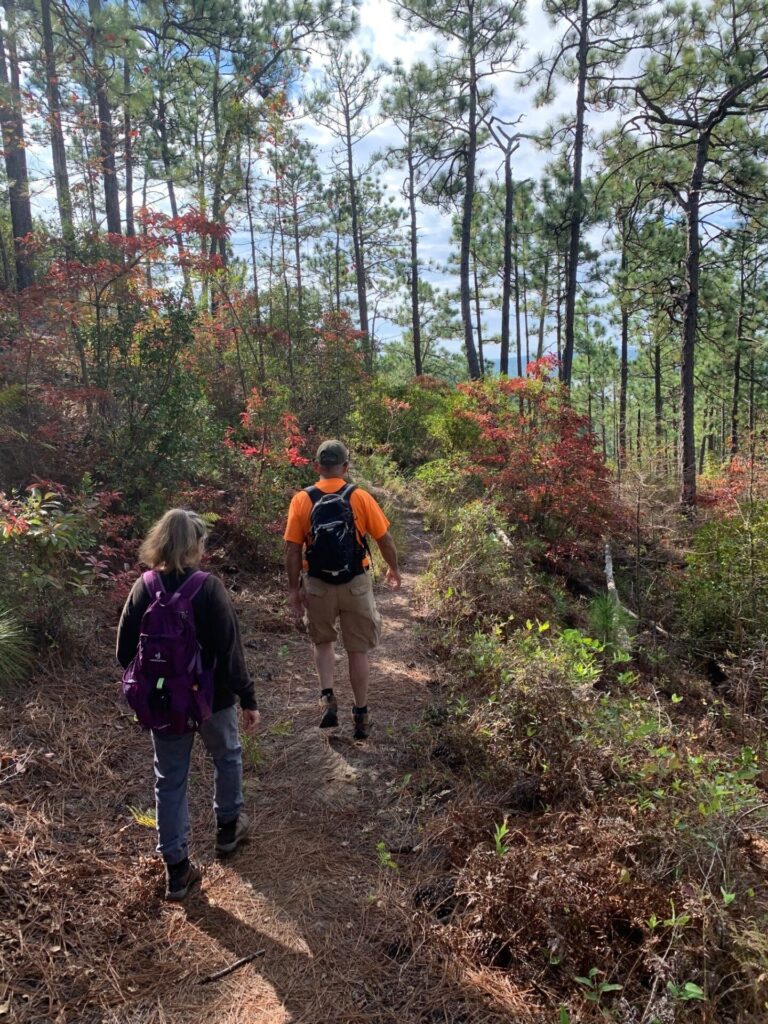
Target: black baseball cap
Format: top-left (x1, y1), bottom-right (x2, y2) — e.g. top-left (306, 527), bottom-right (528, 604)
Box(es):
top-left (316, 439), bottom-right (349, 465)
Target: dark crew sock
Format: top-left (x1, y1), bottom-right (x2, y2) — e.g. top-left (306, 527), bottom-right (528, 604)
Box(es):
top-left (353, 705), bottom-right (368, 715)
top-left (321, 687), bottom-right (334, 698)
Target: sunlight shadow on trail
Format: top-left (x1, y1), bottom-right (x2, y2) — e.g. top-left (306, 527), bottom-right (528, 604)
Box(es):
top-left (183, 886), bottom-right (312, 1023)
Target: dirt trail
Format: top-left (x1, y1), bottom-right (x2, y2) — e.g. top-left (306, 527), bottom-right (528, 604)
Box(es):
top-left (3, 509), bottom-right (522, 1024)
top-left (146, 508), bottom-right (503, 1024)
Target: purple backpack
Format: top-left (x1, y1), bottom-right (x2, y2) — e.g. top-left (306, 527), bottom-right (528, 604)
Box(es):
top-left (122, 570), bottom-right (214, 734)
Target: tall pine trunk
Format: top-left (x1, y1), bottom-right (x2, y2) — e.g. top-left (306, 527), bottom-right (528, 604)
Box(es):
top-left (618, 238), bottom-right (629, 469)
top-left (0, 0), bottom-right (34, 289)
top-left (88, 0), bottom-right (121, 236)
top-left (562, 0), bottom-right (588, 389)
top-left (156, 92), bottom-right (190, 294)
top-left (244, 142), bottom-right (261, 325)
top-left (344, 111), bottom-right (370, 367)
top-left (459, 52), bottom-right (481, 379)
top-left (680, 134), bottom-right (709, 509)
top-left (500, 149), bottom-right (514, 375)
top-left (730, 240), bottom-right (747, 460)
top-left (123, 5), bottom-right (134, 238)
top-left (41, 0), bottom-right (74, 251)
top-left (407, 149), bottom-right (422, 376)
top-left (473, 257), bottom-right (484, 374)
top-left (536, 249), bottom-right (549, 360)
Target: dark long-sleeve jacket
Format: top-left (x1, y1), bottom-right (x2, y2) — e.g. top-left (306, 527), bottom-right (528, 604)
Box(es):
top-left (116, 569), bottom-right (257, 712)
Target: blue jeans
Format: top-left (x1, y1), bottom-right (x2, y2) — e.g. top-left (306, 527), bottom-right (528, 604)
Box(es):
top-left (151, 705), bottom-right (244, 865)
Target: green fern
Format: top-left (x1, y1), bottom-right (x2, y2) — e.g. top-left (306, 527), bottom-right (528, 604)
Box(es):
top-left (0, 608), bottom-right (33, 683)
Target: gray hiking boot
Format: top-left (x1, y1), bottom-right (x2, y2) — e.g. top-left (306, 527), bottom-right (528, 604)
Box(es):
top-left (164, 858), bottom-right (201, 901)
top-left (215, 811), bottom-right (250, 855)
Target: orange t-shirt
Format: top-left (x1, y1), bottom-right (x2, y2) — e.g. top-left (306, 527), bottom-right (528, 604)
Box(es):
top-left (284, 479), bottom-right (390, 567)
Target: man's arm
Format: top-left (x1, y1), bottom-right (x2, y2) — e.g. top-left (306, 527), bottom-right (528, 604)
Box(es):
top-left (374, 531), bottom-right (402, 589)
top-left (285, 541), bottom-right (306, 619)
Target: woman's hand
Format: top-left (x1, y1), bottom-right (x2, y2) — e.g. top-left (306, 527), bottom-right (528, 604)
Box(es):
top-left (241, 709), bottom-right (261, 735)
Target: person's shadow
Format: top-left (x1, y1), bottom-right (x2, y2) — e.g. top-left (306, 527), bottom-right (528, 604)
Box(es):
top-left (184, 884), bottom-right (316, 1020)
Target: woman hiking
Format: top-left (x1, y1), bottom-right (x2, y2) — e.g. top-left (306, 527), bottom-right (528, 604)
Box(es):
top-left (116, 508), bottom-right (260, 900)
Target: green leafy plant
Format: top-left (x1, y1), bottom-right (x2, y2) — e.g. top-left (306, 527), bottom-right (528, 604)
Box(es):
top-left (492, 818), bottom-right (510, 857)
top-left (375, 841), bottom-right (399, 872)
top-left (574, 966), bottom-right (623, 1004)
top-left (666, 980), bottom-right (706, 1002)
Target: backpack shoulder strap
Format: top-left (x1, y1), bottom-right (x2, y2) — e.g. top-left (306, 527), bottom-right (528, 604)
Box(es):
top-left (340, 483), bottom-right (357, 501)
top-left (305, 486), bottom-right (324, 505)
top-left (142, 570), bottom-right (164, 598)
top-left (175, 570), bottom-right (210, 603)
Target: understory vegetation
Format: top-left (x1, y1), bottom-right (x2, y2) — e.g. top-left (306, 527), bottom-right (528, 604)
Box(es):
top-left (408, 439), bottom-right (768, 1022)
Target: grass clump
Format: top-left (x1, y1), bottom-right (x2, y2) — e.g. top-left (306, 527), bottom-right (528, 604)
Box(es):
top-left (0, 606), bottom-right (33, 685)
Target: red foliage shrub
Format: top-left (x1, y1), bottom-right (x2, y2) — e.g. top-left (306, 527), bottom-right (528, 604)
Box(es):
top-left (455, 363), bottom-right (621, 558)
top-left (698, 449), bottom-right (768, 512)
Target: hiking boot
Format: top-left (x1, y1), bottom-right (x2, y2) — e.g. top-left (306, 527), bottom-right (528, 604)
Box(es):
top-left (319, 691), bottom-right (339, 729)
top-left (352, 705), bottom-right (369, 741)
top-left (215, 811), bottom-right (250, 855)
top-left (164, 858), bottom-right (201, 901)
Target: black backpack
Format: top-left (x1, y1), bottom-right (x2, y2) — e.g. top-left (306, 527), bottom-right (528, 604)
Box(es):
top-left (305, 483), bottom-right (368, 584)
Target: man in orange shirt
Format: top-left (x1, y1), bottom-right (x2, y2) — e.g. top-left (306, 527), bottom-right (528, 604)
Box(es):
top-left (284, 440), bottom-right (401, 739)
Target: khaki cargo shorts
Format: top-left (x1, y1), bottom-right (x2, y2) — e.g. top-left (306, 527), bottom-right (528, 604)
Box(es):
top-left (302, 572), bottom-right (381, 653)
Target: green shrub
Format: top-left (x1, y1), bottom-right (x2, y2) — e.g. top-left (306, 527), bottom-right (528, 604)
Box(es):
top-left (418, 500), bottom-right (526, 631)
top-left (677, 503), bottom-right (768, 652)
top-left (0, 487), bottom-right (107, 646)
top-left (587, 594), bottom-right (635, 658)
top-left (414, 458), bottom-right (484, 531)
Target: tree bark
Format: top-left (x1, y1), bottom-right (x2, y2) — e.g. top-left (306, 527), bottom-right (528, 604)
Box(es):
top-left (0, 0), bottom-right (34, 289)
top-left (88, 0), bottom-right (121, 236)
top-left (156, 92), bottom-right (190, 294)
top-left (500, 151), bottom-right (514, 375)
top-left (618, 237), bottom-right (629, 469)
top-left (654, 337), bottom-right (663, 448)
top-left (407, 148), bottom-right (422, 376)
top-left (514, 227), bottom-right (522, 376)
top-left (291, 192), bottom-right (304, 324)
top-left (562, 0), bottom-right (588, 389)
top-left (459, 47), bottom-right (482, 380)
top-left (244, 141), bottom-right (261, 325)
top-left (522, 228), bottom-right (530, 369)
top-left (123, 3), bottom-right (134, 238)
top-left (536, 249), bottom-right (549, 360)
top-left (344, 110), bottom-right (370, 367)
top-left (680, 133), bottom-right (709, 509)
top-left (730, 240), bottom-right (746, 460)
top-left (41, 0), bottom-right (74, 252)
top-left (473, 257), bottom-right (484, 374)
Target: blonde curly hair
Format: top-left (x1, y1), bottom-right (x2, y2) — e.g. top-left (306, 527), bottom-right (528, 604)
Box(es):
top-left (138, 509), bottom-right (208, 572)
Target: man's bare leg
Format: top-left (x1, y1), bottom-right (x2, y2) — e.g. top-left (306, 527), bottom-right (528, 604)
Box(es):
top-left (347, 651), bottom-right (369, 709)
top-left (315, 642), bottom-right (339, 728)
top-left (313, 642), bottom-right (335, 689)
